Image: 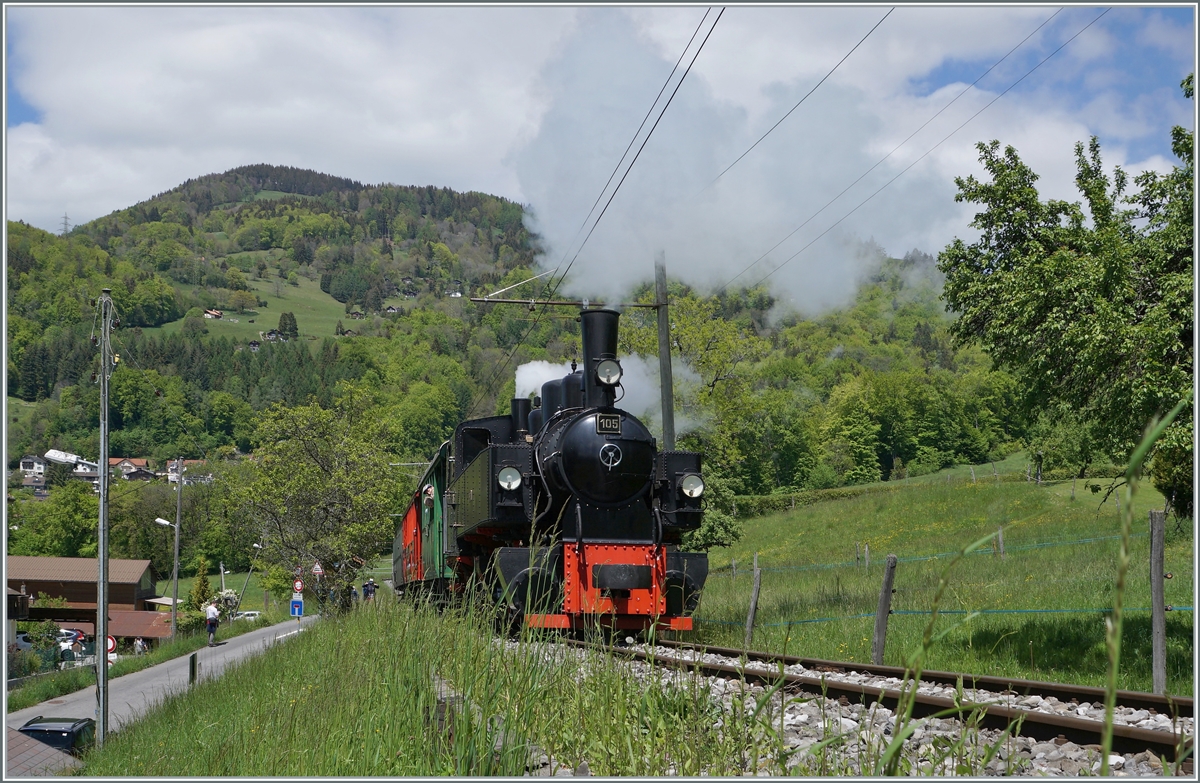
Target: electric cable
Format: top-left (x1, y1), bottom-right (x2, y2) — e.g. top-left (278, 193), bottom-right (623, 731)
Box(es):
top-left (746, 7), bottom-right (1111, 291)
top-left (717, 7), bottom-right (1064, 293)
top-left (704, 7), bottom-right (894, 190)
top-left (465, 8), bottom-right (725, 417)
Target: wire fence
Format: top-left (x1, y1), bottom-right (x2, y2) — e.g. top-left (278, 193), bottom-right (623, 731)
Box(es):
top-left (694, 606), bottom-right (1195, 628)
top-left (710, 532), bottom-right (1150, 575)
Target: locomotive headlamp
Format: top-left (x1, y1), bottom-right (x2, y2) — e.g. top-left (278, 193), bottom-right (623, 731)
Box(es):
top-left (596, 359), bottom-right (622, 385)
top-left (497, 466), bottom-right (522, 491)
top-left (680, 474), bottom-right (704, 498)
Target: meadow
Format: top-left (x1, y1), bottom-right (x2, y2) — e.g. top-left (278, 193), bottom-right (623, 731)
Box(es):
top-left (139, 260), bottom-right (411, 344)
top-left (695, 472), bottom-right (1193, 694)
top-left (80, 600), bottom-right (789, 776)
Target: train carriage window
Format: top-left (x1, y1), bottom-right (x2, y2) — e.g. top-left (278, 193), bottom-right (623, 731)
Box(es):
top-left (460, 428), bottom-right (491, 467)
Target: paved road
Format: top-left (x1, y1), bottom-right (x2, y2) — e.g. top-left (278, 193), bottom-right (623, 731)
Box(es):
top-left (7, 616), bottom-right (317, 734)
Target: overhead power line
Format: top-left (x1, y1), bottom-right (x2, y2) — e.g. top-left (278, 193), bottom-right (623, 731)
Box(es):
top-left (465, 8), bottom-right (725, 418)
top-left (744, 8), bottom-right (1108, 290)
top-left (704, 7), bottom-right (894, 190)
top-left (718, 7), bottom-right (1065, 294)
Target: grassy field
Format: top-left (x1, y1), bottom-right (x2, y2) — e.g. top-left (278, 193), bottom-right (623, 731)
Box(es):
top-left (141, 260), bottom-right (411, 345)
top-left (695, 470), bottom-right (1193, 694)
top-left (80, 599), bottom-right (857, 776)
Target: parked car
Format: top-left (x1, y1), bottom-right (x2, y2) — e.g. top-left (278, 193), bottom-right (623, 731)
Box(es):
top-left (57, 630), bottom-right (84, 650)
top-left (17, 716), bottom-right (96, 756)
top-left (234, 611), bottom-right (261, 622)
top-left (13, 632), bottom-right (33, 651)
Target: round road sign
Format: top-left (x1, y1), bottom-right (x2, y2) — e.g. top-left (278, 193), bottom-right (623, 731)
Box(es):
top-left (293, 578), bottom-right (304, 593)
top-left (106, 635), bottom-right (116, 654)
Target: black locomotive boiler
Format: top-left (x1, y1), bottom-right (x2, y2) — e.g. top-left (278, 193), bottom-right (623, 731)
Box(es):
top-left (393, 308), bottom-right (709, 632)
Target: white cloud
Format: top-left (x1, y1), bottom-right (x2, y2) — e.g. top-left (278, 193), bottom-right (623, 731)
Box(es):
top-left (4, 6), bottom-right (1192, 314)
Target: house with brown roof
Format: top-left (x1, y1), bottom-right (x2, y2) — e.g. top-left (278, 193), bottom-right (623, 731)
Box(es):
top-left (109, 457), bottom-right (150, 478)
top-left (6, 556), bottom-right (159, 611)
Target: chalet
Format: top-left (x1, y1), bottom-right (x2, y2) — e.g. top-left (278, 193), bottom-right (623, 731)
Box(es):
top-left (203, 309), bottom-right (223, 319)
top-left (403, 289), bottom-right (418, 299)
top-left (18, 455), bottom-right (46, 477)
top-left (21, 474), bottom-right (48, 499)
top-left (248, 340), bottom-right (261, 352)
top-left (401, 276), bottom-right (413, 285)
top-left (109, 457), bottom-right (150, 478)
top-left (123, 467), bottom-right (157, 481)
top-left (7, 556), bottom-right (159, 611)
top-left (264, 329), bottom-right (280, 341)
top-left (385, 305), bottom-right (399, 314)
top-left (348, 311), bottom-right (365, 320)
top-left (342, 329), bottom-right (357, 337)
top-left (448, 291), bottom-right (463, 298)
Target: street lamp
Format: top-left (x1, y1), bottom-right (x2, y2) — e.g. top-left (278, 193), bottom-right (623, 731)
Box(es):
top-left (155, 517), bottom-right (180, 640)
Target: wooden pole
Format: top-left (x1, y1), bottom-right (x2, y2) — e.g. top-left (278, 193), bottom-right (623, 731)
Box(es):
top-left (1150, 510), bottom-right (1167, 694)
top-left (992, 461), bottom-right (998, 483)
top-left (864, 543), bottom-right (870, 570)
top-left (855, 541), bottom-right (860, 568)
top-left (872, 554), bottom-right (898, 664)
top-left (997, 527), bottom-right (1005, 560)
top-left (744, 554), bottom-right (762, 649)
top-left (1071, 477), bottom-right (1076, 501)
top-left (654, 255), bottom-right (676, 452)
top-left (731, 559), bottom-right (736, 581)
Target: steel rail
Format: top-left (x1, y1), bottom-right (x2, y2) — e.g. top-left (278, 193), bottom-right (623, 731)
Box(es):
top-left (654, 639), bottom-right (1193, 719)
top-left (564, 640), bottom-right (1192, 761)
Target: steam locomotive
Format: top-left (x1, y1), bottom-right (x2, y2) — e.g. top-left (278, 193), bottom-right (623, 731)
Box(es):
top-left (392, 308), bottom-right (709, 632)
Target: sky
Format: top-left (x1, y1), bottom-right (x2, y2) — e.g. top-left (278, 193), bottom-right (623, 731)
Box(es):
top-left (4, 5), bottom-right (1195, 313)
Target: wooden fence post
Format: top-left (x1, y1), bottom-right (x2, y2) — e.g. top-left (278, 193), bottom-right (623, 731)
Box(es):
top-left (997, 527), bottom-right (1005, 560)
top-left (872, 554), bottom-right (898, 664)
top-left (864, 543), bottom-right (870, 570)
top-left (970, 466), bottom-right (976, 484)
top-left (1071, 477), bottom-right (1076, 501)
top-left (744, 554), bottom-right (762, 649)
top-left (855, 542), bottom-right (860, 568)
top-left (992, 461), bottom-right (998, 483)
top-left (731, 559), bottom-right (736, 581)
top-left (1150, 510), bottom-right (1167, 694)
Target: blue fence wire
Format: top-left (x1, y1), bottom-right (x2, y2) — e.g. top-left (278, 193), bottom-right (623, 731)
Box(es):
top-left (693, 606), bottom-right (1194, 628)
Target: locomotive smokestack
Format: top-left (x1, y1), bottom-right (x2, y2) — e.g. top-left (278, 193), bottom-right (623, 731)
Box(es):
top-left (511, 397), bottom-right (531, 437)
top-left (580, 309), bottom-right (620, 408)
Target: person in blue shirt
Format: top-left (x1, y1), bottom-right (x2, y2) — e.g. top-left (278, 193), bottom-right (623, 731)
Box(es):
top-left (362, 578), bottom-right (377, 601)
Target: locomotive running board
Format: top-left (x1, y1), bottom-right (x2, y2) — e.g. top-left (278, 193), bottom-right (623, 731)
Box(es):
top-left (525, 614), bottom-right (693, 631)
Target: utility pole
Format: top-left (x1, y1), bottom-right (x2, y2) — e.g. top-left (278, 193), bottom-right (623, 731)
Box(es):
top-left (654, 253), bottom-right (675, 452)
top-left (172, 457), bottom-right (182, 640)
top-left (96, 289), bottom-right (114, 747)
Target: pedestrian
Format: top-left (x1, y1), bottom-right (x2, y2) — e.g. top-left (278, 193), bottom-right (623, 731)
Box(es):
top-left (133, 637), bottom-right (145, 656)
top-left (362, 578), bottom-right (376, 602)
top-left (206, 599), bottom-right (220, 646)
top-left (349, 584), bottom-right (358, 603)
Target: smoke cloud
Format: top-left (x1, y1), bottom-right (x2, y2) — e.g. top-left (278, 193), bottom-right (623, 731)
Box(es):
top-left (515, 360), bottom-right (575, 399)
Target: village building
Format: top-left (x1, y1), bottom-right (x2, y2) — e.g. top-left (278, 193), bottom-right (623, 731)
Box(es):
top-left (18, 455), bottom-right (46, 477)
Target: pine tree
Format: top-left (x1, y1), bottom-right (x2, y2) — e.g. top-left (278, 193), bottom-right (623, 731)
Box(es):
top-left (187, 556), bottom-right (213, 611)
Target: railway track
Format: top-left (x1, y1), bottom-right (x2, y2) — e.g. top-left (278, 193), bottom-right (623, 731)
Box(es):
top-left (566, 638), bottom-right (1194, 765)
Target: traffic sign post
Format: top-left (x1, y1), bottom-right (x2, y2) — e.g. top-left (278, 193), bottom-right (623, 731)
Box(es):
top-left (293, 578), bottom-right (304, 593)
top-left (312, 561), bottom-right (324, 578)
top-left (290, 598), bottom-right (303, 619)
top-left (106, 635), bottom-right (117, 664)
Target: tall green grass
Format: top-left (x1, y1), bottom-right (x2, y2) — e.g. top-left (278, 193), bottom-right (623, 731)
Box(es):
top-left (694, 476), bottom-right (1193, 693)
top-left (80, 598), bottom-right (814, 776)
